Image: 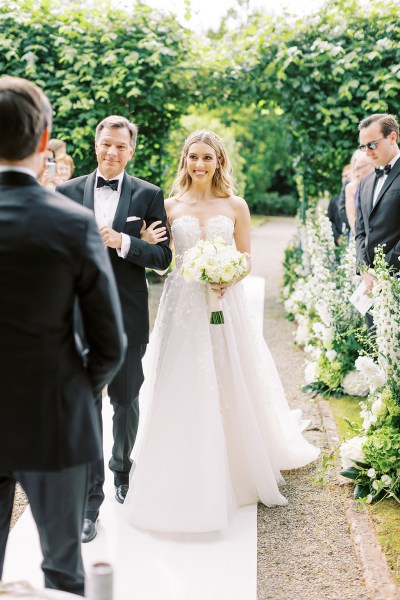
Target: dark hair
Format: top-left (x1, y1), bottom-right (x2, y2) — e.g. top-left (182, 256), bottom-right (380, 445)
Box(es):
top-left (358, 113), bottom-right (399, 141)
top-left (95, 115), bottom-right (138, 148)
top-left (0, 76), bottom-right (52, 160)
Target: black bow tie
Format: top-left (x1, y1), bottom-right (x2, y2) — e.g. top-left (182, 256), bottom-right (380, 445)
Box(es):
top-left (375, 164), bottom-right (391, 179)
top-left (96, 176), bottom-right (119, 191)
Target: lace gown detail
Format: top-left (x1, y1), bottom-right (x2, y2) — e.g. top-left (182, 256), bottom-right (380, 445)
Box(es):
top-left (123, 215), bottom-right (319, 532)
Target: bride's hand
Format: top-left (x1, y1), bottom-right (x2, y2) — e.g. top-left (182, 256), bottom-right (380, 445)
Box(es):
top-left (210, 281), bottom-right (235, 299)
top-left (140, 220), bottom-right (168, 244)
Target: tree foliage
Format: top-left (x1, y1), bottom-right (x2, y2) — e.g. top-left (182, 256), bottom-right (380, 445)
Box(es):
top-left (0, 0), bottom-right (196, 183)
top-left (1, 0), bottom-right (399, 209)
top-left (205, 0), bottom-right (400, 197)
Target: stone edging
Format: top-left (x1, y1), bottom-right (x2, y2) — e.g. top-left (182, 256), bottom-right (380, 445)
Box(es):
top-left (318, 399), bottom-right (399, 600)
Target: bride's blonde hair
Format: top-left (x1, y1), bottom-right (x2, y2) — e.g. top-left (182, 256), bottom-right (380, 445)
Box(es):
top-left (172, 130), bottom-right (235, 198)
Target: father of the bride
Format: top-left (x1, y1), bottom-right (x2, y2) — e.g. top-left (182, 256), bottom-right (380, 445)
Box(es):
top-left (57, 115), bottom-right (172, 542)
top-left (0, 77), bottom-right (126, 595)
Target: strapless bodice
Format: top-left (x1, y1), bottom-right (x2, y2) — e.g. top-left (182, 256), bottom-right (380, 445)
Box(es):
top-left (171, 215), bottom-right (235, 267)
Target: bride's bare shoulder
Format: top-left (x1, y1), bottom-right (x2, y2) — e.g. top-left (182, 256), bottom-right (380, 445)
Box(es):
top-left (228, 195), bottom-right (250, 218)
top-left (165, 196), bottom-right (177, 208)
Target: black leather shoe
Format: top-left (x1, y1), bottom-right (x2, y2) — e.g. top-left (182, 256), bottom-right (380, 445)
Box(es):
top-left (115, 484), bottom-right (129, 504)
top-left (81, 518), bottom-right (97, 543)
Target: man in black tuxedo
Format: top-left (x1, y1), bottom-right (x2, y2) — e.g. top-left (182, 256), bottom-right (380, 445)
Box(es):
top-left (355, 114), bottom-right (400, 299)
top-left (57, 115), bottom-right (172, 542)
top-left (0, 77), bottom-right (126, 595)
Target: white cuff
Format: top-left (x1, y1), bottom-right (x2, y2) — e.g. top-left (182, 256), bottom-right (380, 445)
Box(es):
top-left (117, 233), bottom-right (131, 259)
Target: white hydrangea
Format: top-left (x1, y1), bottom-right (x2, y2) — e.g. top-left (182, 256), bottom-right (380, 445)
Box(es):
top-left (341, 370), bottom-right (369, 397)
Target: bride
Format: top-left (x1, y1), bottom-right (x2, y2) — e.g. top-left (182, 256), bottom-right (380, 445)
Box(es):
top-left (123, 130), bottom-right (319, 533)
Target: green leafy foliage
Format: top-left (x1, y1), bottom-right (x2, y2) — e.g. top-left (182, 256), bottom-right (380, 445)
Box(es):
top-left (0, 0), bottom-right (196, 182)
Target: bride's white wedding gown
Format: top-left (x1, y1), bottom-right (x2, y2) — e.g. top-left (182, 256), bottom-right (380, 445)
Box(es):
top-left (123, 215), bottom-right (319, 532)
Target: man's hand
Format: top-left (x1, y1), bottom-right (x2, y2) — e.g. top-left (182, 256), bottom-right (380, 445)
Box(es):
top-left (361, 270), bottom-right (374, 293)
top-left (99, 226), bottom-right (122, 249)
top-left (140, 220), bottom-right (168, 244)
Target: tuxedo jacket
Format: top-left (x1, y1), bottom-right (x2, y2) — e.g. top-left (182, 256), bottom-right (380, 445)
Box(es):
top-left (57, 172), bottom-right (172, 345)
top-left (0, 171), bottom-right (126, 471)
top-left (355, 157), bottom-right (400, 270)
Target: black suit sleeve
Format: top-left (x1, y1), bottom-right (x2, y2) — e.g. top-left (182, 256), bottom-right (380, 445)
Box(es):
top-left (124, 188), bottom-right (172, 270)
top-left (77, 216), bottom-right (127, 394)
top-left (385, 242), bottom-right (400, 269)
top-left (355, 182), bottom-right (369, 272)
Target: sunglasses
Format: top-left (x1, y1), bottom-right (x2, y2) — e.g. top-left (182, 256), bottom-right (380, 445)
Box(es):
top-left (358, 137), bottom-right (386, 152)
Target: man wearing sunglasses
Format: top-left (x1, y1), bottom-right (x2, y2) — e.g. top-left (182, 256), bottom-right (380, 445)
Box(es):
top-left (355, 113), bottom-right (400, 300)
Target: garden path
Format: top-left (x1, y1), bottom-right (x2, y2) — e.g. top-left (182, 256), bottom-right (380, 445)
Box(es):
top-left (252, 216), bottom-right (368, 600)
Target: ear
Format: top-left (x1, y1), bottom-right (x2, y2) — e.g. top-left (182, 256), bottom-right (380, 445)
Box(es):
top-left (38, 127), bottom-right (50, 153)
top-left (129, 146), bottom-right (135, 159)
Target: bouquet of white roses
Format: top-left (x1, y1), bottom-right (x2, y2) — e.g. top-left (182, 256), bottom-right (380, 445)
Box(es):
top-left (181, 237), bottom-right (248, 324)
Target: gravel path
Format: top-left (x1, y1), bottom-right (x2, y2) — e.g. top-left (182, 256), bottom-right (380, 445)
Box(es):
top-left (252, 217), bottom-right (368, 600)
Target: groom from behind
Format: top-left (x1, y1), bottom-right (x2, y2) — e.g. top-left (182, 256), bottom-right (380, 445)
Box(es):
top-left (0, 77), bottom-right (126, 595)
top-left (57, 115), bottom-right (172, 542)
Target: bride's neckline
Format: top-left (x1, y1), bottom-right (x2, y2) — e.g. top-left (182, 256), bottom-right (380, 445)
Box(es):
top-left (171, 214), bottom-right (235, 229)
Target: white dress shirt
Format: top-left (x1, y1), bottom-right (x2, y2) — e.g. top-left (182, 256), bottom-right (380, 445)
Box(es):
top-left (94, 169), bottom-right (131, 259)
top-left (373, 151), bottom-right (400, 206)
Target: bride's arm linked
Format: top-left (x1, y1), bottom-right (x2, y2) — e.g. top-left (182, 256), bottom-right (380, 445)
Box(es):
top-left (140, 215), bottom-right (173, 276)
top-left (210, 197), bottom-right (252, 299)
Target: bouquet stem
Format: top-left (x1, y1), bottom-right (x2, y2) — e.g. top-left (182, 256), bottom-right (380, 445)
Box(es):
top-left (208, 288), bottom-right (224, 325)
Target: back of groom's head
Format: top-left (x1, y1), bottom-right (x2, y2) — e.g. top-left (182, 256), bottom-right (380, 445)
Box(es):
top-left (0, 76), bottom-right (52, 161)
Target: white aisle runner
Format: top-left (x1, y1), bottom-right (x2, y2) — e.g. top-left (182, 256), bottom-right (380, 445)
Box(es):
top-left (3, 277), bottom-right (265, 599)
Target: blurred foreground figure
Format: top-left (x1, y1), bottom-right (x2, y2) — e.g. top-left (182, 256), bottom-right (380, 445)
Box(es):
top-left (0, 76), bottom-right (126, 596)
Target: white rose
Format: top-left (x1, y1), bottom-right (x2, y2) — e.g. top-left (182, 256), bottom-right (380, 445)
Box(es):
top-left (316, 302), bottom-right (331, 327)
top-left (304, 361), bottom-right (318, 384)
top-left (381, 475), bottom-right (392, 487)
top-left (367, 468), bottom-right (376, 478)
top-left (371, 398), bottom-right (387, 417)
top-left (372, 480), bottom-right (379, 490)
top-left (295, 323), bottom-right (311, 347)
top-left (340, 436), bottom-right (367, 471)
top-left (366, 494), bottom-right (373, 504)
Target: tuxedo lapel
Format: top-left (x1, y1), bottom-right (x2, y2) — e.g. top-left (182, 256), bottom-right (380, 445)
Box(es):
top-left (83, 171), bottom-right (96, 210)
top-left (112, 173), bottom-right (131, 231)
top-left (371, 158), bottom-right (400, 213)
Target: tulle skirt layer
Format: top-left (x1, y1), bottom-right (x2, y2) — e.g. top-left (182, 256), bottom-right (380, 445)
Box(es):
top-left (123, 273), bottom-right (319, 532)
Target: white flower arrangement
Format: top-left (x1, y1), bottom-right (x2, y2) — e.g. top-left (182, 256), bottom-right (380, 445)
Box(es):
top-left (355, 356), bottom-right (386, 394)
top-left (181, 237), bottom-right (248, 324)
top-left (340, 435), bottom-right (368, 472)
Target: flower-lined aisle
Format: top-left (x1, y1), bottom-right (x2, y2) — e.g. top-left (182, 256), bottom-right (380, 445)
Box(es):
top-left (283, 210), bottom-right (400, 506)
